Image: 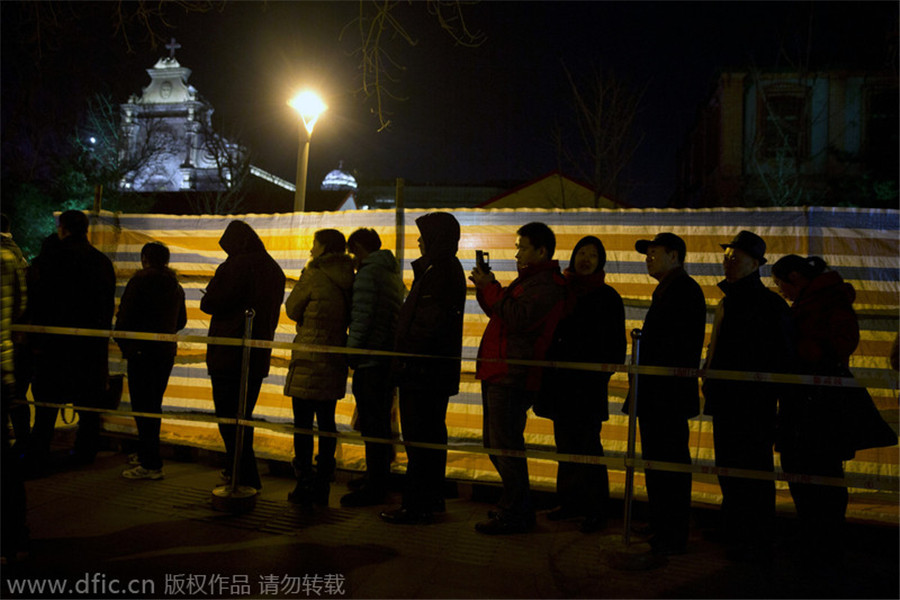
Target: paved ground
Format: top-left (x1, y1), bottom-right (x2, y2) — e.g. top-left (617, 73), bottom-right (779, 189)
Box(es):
top-left (1, 439), bottom-right (898, 600)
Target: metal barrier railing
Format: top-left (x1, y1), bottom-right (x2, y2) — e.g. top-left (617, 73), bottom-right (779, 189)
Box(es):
top-left (8, 323), bottom-right (899, 495)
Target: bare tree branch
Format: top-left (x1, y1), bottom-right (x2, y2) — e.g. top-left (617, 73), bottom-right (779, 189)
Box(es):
top-left (558, 63), bottom-right (646, 205)
top-left (109, 0), bottom-right (223, 53)
top-left (343, 0), bottom-right (485, 132)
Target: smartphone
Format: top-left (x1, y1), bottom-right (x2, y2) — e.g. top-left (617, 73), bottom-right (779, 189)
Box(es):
top-left (475, 250), bottom-right (491, 272)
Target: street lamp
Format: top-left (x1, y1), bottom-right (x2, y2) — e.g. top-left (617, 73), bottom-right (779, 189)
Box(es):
top-left (288, 90), bottom-right (328, 212)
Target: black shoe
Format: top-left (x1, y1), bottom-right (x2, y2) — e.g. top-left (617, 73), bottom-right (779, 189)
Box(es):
top-left (340, 486), bottom-right (387, 507)
top-left (580, 515), bottom-right (607, 534)
top-left (380, 507), bottom-right (434, 525)
top-left (287, 479), bottom-right (313, 505)
top-left (475, 515), bottom-right (534, 535)
top-left (649, 536), bottom-right (687, 556)
top-left (546, 506), bottom-right (583, 521)
top-left (347, 475), bottom-right (368, 491)
top-left (310, 481), bottom-right (330, 506)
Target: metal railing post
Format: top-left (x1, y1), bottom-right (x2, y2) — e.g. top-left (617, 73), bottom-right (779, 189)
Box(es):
top-left (622, 328), bottom-right (642, 546)
top-left (228, 308), bottom-right (255, 493)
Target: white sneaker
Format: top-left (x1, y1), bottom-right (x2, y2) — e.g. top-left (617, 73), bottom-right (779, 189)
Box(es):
top-left (127, 453), bottom-right (141, 466)
top-left (122, 466), bottom-right (164, 480)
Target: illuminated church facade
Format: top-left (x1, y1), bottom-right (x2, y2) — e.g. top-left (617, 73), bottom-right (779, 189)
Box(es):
top-left (118, 40), bottom-right (248, 193)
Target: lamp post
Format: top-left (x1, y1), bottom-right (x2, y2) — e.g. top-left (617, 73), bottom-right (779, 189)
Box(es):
top-left (288, 91), bottom-right (328, 212)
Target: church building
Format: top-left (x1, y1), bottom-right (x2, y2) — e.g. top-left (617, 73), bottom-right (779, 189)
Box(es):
top-left (119, 39), bottom-right (248, 194)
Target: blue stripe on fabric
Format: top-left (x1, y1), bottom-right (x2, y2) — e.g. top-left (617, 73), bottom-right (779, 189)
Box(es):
top-left (104, 212), bottom-right (405, 232)
top-left (807, 208), bottom-right (900, 230)
top-left (103, 208), bottom-right (899, 233)
top-left (446, 209), bottom-right (811, 229)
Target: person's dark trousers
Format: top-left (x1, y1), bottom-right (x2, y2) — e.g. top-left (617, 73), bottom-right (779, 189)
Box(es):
top-left (639, 414), bottom-right (693, 549)
top-left (482, 382), bottom-right (534, 524)
top-left (1, 382), bottom-right (29, 560)
top-left (28, 376), bottom-right (104, 468)
top-left (9, 342), bottom-right (34, 454)
top-left (126, 351), bottom-right (175, 470)
top-left (713, 410), bottom-right (776, 548)
top-left (552, 415), bottom-right (609, 518)
top-left (352, 366), bottom-right (394, 489)
top-left (399, 386), bottom-right (450, 513)
top-left (212, 376), bottom-right (263, 489)
top-left (781, 449), bottom-right (848, 562)
top-left (291, 396), bottom-right (338, 478)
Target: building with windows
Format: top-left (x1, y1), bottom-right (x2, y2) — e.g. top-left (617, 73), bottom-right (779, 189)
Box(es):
top-left (674, 69), bottom-right (898, 207)
top-left (119, 41), bottom-right (249, 194)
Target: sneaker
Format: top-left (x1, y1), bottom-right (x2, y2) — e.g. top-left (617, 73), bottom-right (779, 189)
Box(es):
top-left (127, 453), bottom-right (141, 466)
top-left (122, 466), bottom-right (164, 480)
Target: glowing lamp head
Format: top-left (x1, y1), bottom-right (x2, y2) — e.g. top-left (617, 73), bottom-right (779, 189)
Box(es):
top-left (289, 91), bottom-right (328, 134)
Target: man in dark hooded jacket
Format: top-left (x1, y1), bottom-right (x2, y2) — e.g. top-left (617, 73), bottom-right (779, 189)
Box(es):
top-left (201, 220), bottom-right (286, 491)
top-left (380, 212), bottom-right (466, 524)
top-left (27, 210), bottom-right (116, 469)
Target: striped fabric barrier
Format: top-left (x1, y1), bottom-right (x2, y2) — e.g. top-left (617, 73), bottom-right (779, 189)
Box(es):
top-left (79, 207), bottom-right (897, 506)
top-left (16, 322), bottom-right (898, 496)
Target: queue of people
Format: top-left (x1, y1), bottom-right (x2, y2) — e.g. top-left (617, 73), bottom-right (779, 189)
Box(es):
top-left (2, 211), bottom-right (895, 566)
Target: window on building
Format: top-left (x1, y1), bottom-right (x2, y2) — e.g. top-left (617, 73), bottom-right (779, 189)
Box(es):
top-left (863, 86), bottom-right (899, 176)
top-left (758, 85), bottom-right (811, 159)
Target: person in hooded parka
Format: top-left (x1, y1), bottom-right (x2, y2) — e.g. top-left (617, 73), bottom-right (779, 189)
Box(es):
top-left (201, 220), bottom-right (286, 491)
top-left (283, 229), bottom-right (355, 506)
top-left (380, 212), bottom-right (466, 524)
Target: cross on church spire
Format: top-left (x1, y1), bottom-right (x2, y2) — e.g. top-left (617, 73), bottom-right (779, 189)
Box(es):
top-left (166, 37), bottom-right (181, 59)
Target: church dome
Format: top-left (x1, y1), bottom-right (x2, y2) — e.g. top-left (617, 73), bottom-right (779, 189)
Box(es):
top-left (321, 161), bottom-right (357, 191)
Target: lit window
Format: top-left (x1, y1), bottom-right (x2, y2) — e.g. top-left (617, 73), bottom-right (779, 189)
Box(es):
top-left (758, 85), bottom-right (810, 159)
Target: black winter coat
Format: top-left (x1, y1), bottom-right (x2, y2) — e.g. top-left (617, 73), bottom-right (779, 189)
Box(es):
top-left (702, 271), bottom-right (794, 417)
top-left (625, 267), bottom-right (707, 418)
top-left (201, 221), bottom-right (286, 380)
top-left (394, 212), bottom-right (467, 395)
top-left (28, 233), bottom-right (116, 393)
top-left (539, 270), bottom-right (626, 424)
top-left (115, 266), bottom-right (187, 358)
top-left (774, 271), bottom-right (892, 459)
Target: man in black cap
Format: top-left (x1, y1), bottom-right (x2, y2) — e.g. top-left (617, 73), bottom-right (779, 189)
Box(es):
top-left (702, 230), bottom-right (793, 563)
top-left (628, 232), bottom-right (706, 555)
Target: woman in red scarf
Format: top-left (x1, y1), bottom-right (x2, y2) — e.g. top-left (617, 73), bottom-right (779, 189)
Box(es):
top-left (538, 236), bottom-right (626, 533)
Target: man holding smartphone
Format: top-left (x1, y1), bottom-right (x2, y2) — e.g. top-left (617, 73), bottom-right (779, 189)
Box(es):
top-left (469, 222), bottom-right (566, 534)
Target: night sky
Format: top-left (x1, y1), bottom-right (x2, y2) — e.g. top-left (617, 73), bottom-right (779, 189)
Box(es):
top-left (2, 1), bottom-right (897, 207)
